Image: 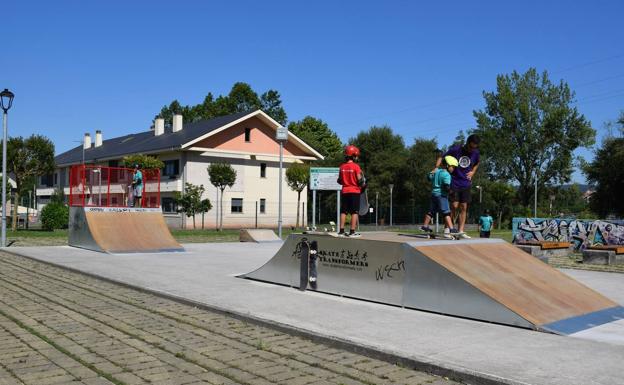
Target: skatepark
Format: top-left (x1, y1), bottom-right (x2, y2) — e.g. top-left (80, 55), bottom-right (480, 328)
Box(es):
top-left (6, 231), bottom-right (624, 385)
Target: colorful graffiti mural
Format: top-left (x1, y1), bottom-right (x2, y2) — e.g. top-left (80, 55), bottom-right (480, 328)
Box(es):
top-left (512, 217), bottom-right (624, 251)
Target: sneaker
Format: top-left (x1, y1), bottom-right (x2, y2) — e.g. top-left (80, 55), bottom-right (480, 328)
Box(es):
top-left (309, 276), bottom-right (317, 283)
top-left (338, 232), bottom-right (349, 237)
top-left (443, 233), bottom-right (454, 239)
top-left (449, 228), bottom-right (460, 234)
top-left (458, 233), bottom-right (471, 239)
top-left (349, 232), bottom-right (361, 238)
top-left (420, 226), bottom-right (433, 233)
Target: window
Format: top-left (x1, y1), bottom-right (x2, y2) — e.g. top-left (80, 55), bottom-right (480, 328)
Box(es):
top-left (162, 159), bottom-right (180, 178)
top-left (231, 198), bottom-right (243, 213)
top-left (41, 174), bottom-right (53, 187)
top-left (260, 163), bottom-right (267, 178)
top-left (53, 173), bottom-right (58, 185)
top-left (244, 128), bottom-right (251, 142)
top-left (162, 197), bottom-right (178, 213)
top-left (260, 199), bottom-right (266, 214)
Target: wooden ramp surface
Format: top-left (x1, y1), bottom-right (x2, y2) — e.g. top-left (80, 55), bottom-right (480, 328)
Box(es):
top-left (85, 210), bottom-right (183, 253)
top-left (416, 242), bottom-right (617, 326)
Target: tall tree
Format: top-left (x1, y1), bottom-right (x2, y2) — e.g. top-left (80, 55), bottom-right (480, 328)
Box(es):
top-left (350, 126), bottom-right (408, 201)
top-left (473, 68), bottom-right (595, 206)
top-left (286, 163), bottom-right (309, 229)
top-left (260, 90), bottom-right (287, 126)
top-left (5, 135), bottom-right (55, 230)
top-left (403, 138), bottom-right (439, 213)
top-left (208, 163), bottom-right (237, 231)
top-left (287, 116), bottom-right (343, 159)
top-left (584, 113), bottom-right (624, 217)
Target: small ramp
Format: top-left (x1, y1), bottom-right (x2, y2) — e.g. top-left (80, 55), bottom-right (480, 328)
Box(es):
top-left (240, 232), bottom-right (623, 334)
top-left (69, 207), bottom-right (184, 253)
top-left (239, 229), bottom-right (282, 243)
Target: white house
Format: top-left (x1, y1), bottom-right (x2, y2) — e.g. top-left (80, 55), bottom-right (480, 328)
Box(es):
top-left (39, 110), bottom-right (323, 229)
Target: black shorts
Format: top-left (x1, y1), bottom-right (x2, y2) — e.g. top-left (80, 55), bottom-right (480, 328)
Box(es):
top-left (449, 187), bottom-right (471, 204)
top-left (341, 193), bottom-right (360, 214)
top-left (480, 230), bottom-right (491, 238)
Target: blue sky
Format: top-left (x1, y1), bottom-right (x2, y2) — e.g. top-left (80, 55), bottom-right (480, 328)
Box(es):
top-left (3, 1), bottom-right (624, 182)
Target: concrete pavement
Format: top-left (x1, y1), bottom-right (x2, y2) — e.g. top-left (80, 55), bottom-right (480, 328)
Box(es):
top-left (5, 242), bottom-right (624, 385)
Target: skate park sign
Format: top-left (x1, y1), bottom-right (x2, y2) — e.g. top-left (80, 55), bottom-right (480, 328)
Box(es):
top-left (309, 167), bottom-right (341, 191)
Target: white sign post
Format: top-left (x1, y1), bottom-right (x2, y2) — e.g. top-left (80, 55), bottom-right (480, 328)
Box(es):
top-left (276, 127), bottom-right (288, 238)
top-left (309, 167), bottom-right (341, 229)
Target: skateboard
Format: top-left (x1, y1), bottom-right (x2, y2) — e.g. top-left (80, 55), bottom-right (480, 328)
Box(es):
top-left (298, 239), bottom-right (318, 291)
top-left (399, 232), bottom-right (464, 240)
top-left (358, 189), bottom-right (369, 216)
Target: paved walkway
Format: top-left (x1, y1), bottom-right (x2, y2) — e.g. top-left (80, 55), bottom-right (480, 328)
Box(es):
top-left (0, 251), bottom-right (459, 385)
top-left (5, 243), bottom-right (624, 385)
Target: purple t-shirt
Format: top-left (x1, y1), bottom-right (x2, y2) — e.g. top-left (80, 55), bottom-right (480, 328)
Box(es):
top-left (444, 144), bottom-right (480, 190)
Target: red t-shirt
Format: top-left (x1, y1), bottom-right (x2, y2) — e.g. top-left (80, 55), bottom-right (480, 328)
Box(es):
top-left (339, 161), bottom-right (362, 194)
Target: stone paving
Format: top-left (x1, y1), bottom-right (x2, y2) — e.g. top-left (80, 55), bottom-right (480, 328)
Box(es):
top-left (0, 252), bottom-right (461, 385)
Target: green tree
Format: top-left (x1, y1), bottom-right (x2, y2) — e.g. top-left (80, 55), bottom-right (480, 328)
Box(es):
top-left (287, 116), bottom-right (342, 160)
top-left (40, 202), bottom-right (69, 231)
top-left (286, 163), bottom-right (309, 229)
top-left (175, 183), bottom-right (205, 229)
top-left (156, 82), bottom-right (287, 125)
top-left (486, 181), bottom-right (516, 229)
top-left (351, 126), bottom-right (408, 211)
top-left (121, 154), bottom-right (165, 170)
top-left (403, 138), bottom-right (439, 216)
top-left (5, 135), bottom-right (55, 230)
top-left (208, 163), bottom-right (237, 231)
top-left (198, 198), bottom-right (213, 230)
top-left (473, 68), bottom-right (595, 206)
top-left (260, 90), bottom-right (288, 126)
top-left (583, 122), bottom-right (624, 217)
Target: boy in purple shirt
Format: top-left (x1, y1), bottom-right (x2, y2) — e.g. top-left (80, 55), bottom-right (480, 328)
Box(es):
top-left (434, 134), bottom-right (480, 238)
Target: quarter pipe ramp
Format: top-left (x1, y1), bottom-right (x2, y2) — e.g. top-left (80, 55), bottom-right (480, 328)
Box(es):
top-left (69, 207), bottom-right (184, 253)
top-left (241, 232), bottom-right (623, 334)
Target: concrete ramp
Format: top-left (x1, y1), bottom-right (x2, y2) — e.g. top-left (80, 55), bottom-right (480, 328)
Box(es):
top-left (239, 229), bottom-right (281, 243)
top-left (241, 232), bottom-right (624, 334)
top-left (69, 207), bottom-right (184, 253)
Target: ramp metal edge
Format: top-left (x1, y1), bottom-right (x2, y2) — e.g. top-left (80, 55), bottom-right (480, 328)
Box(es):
top-left (540, 306), bottom-right (624, 335)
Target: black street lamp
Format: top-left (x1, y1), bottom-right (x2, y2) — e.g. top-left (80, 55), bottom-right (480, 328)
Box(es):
top-left (1, 88), bottom-right (14, 247)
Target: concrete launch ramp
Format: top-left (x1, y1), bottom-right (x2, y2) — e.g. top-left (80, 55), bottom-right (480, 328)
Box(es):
top-left (69, 207), bottom-right (184, 253)
top-left (241, 232), bottom-right (624, 334)
top-left (239, 229), bottom-right (281, 243)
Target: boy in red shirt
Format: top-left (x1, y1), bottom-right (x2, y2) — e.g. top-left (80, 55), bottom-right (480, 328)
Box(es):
top-left (337, 145), bottom-right (364, 237)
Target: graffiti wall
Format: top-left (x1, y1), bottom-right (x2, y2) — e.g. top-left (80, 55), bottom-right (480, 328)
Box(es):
top-left (512, 217), bottom-right (624, 251)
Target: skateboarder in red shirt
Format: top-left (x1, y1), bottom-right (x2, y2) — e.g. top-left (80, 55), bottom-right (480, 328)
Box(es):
top-left (337, 145), bottom-right (364, 237)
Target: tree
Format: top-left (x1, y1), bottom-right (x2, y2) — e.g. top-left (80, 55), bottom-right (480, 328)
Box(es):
top-left (486, 181), bottom-right (516, 229)
top-left (208, 163), bottom-right (237, 231)
top-left (155, 82), bottom-right (287, 125)
top-left (5, 135), bottom-right (55, 230)
top-left (199, 198), bottom-right (212, 229)
top-left (121, 154), bottom-right (165, 170)
top-left (174, 183), bottom-right (205, 229)
top-left (473, 68), bottom-right (595, 206)
top-left (286, 163), bottom-right (309, 229)
top-left (287, 117), bottom-right (343, 159)
top-left (583, 115), bottom-right (624, 216)
top-left (403, 138), bottom-right (439, 215)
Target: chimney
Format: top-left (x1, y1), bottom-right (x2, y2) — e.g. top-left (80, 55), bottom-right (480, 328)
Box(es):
top-left (83, 133), bottom-right (91, 150)
top-left (172, 114), bottom-right (183, 133)
top-left (95, 130), bottom-right (102, 147)
top-left (154, 118), bottom-right (164, 136)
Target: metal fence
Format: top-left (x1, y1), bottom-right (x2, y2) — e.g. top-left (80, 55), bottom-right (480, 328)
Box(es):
top-left (69, 165), bottom-right (161, 208)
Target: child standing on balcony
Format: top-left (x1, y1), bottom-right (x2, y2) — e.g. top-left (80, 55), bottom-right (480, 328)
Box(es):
top-left (132, 164), bottom-right (143, 207)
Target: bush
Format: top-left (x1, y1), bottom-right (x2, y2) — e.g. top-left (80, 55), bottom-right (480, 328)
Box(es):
top-left (41, 203), bottom-right (69, 231)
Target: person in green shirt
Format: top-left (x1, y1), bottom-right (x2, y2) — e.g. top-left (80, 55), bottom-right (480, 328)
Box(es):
top-left (478, 210), bottom-right (494, 238)
top-left (420, 156), bottom-right (460, 238)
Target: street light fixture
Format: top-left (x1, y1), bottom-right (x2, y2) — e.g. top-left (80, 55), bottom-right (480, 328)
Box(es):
top-left (389, 184), bottom-right (394, 227)
top-left (1, 88), bottom-right (15, 248)
top-left (475, 185), bottom-right (483, 204)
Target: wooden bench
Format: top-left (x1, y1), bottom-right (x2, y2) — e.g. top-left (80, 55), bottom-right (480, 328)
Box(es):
top-left (516, 241), bottom-right (572, 249)
top-left (587, 245), bottom-right (624, 254)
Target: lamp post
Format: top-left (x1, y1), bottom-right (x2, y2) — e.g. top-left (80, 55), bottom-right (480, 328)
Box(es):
top-left (389, 184), bottom-right (394, 227)
top-left (275, 126), bottom-right (288, 238)
top-left (476, 185), bottom-right (482, 203)
top-left (534, 170), bottom-right (538, 218)
top-left (375, 191), bottom-right (379, 229)
top-left (1, 89), bottom-right (14, 248)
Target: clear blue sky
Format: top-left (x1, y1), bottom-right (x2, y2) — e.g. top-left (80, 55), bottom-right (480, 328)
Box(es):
top-left (3, 1), bottom-right (624, 182)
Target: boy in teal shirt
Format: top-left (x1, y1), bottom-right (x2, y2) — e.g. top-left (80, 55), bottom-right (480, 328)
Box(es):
top-left (479, 210), bottom-right (494, 238)
top-left (420, 156), bottom-right (460, 238)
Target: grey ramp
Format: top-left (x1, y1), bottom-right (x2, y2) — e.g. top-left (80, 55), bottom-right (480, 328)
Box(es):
top-left (69, 205), bottom-right (103, 252)
top-left (239, 229), bottom-right (282, 243)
